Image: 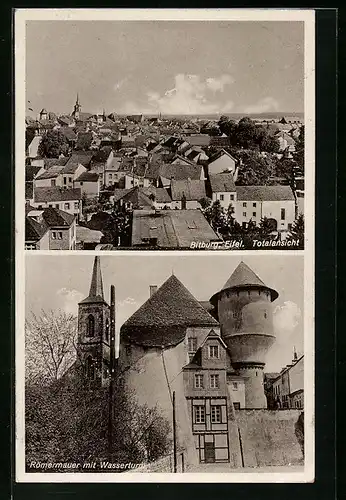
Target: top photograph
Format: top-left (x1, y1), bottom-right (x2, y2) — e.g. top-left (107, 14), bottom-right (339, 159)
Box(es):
top-left (19, 14), bottom-right (311, 251)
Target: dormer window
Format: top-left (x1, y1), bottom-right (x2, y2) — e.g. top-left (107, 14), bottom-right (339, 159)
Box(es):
top-left (209, 345), bottom-right (219, 359)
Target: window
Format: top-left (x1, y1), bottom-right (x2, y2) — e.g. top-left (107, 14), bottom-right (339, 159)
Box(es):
top-left (51, 231), bottom-right (56, 239)
top-left (209, 345), bottom-right (219, 359)
top-left (194, 405), bottom-right (205, 423)
top-left (288, 223), bottom-right (292, 231)
top-left (188, 337), bottom-right (197, 353)
top-left (281, 208), bottom-right (286, 220)
top-left (243, 212), bottom-right (246, 217)
top-left (48, 204), bottom-right (53, 207)
top-left (38, 205), bottom-right (43, 209)
top-left (232, 382), bottom-right (238, 390)
top-left (64, 203), bottom-right (70, 210)
top-left (58, 232), bottom-right (62, 239)
top-left (194, 374), bottom-right (204, 389)
top-left (253, 202), bottom-right (257, 207)
top-left (253, 212), bottom-right (256, 217)
top-left (230, 194), bottom-right (234, 201)
top-left (210, 374), bottom-right (219, 389)
top-left (87, 314), bottom-right (95, 337)
top-left (220, 194), bottom-right (224, 201)
top-left (80, 181), bottom-right (84, 186)
top-left (51, 180), bottom-right (56, 186)
top-left (64, 177), bottom-right (67, 185)
top-left (264, 312), bottom-right (267, 319)
top-left (211, 405), bottom-right (222, 423)
top-left (69, 177), bottom-right (72, 183)
top-left (233, 402), bottom-right (240, 410)
top-left (55, 204), bottom-right (59, 209)
top-left (243, 202), bottom-right (247, 207)
top-left (74, 202), bottom-right (79, 209)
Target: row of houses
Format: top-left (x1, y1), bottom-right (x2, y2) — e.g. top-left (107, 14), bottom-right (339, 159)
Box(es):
top-left (264, 353), bottom-right (304, 410)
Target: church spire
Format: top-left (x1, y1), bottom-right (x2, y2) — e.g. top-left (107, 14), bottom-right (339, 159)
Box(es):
top-left (80, 256), bottom-right (105, 304)
top-left (89, 256), bottom-right (104, 299)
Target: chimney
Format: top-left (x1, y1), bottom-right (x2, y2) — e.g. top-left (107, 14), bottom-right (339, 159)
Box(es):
top-left (150, 285), bottom-right (158, 297)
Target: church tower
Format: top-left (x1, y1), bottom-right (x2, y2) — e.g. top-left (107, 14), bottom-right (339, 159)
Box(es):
top-left (77, 256), bottom-right (111, 387)
top-left (72, 93), bottom-right (82, 119)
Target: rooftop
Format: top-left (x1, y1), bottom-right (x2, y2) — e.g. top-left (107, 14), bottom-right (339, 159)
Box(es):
top-left (171, 179), bottom-right (206, 201)
top-left (121, 274), bottom-right (218, 347)
top-left (34, 187), bottom-right (82, 203)
top-left (210, 261), bottom-right (279, 304)
top-left (236, 185), bottom-right (295, 201)
top-left (132, 209), bottom-right (220, 248)
top-left (209, 173), bottom-right (236, 192)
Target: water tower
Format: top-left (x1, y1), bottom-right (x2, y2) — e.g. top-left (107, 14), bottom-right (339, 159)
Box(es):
top-left (210, 261), bottom-right (279, 409)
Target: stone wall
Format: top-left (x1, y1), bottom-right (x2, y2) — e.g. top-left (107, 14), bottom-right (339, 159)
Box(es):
top-left (231, 409), bottom-right (303, 467)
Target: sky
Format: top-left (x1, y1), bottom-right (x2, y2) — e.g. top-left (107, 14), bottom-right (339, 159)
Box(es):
top-left (25, 254), bottom-right (304, 372)
top-left (25, 20), bottom-right (304, 116)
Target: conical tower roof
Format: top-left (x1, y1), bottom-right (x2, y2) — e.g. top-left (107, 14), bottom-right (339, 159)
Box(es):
top-left (121, 274), bottom-right (218, 347)
top-left (79, 256), bottom-right (106, 304)
top-left (210, 261), bottom-right (278, 304)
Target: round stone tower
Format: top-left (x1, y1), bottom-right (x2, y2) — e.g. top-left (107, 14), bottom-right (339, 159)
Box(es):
top-left (210, 261), bottom-right (279, 409)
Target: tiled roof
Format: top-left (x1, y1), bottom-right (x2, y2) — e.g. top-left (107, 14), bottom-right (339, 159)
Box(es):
top-left (209, 173), bottom-right (236, 192)
top-left (25, 216), bottom-right (47, 242)
top-left (75, 171), bottom-right (99, 182)
top-left (154, 188), bottom-right (172, 203)
top-left (43, 157), bottom-right (69, 169)
top-left (171, 179), bottom-right (206, 201)
top-left (159, 163), bottom-right (202, 181)
top-left (118, 186), bottom-right (153, 209)
top-left (35, 165), bottom-right (64, 180)
top-left (236, 185), bottom-right (295, 201)
top-left (41, 207), bottom-right (75, 227)
top-left (210, 261), bottom-right (279, 304)
top-left (121, 274), bottom-right (218, 347)
top-left (76, 226), bottom-right (103, 243)
top-left (209, 149), bottom-right (238, 164)
top-left (132, 209), bottom-right (220, 248)
top-left (186, 134), bottom-right (211, 147)
top-left (34, 187), bottom-right (82, 202)
top-left (64, 151), bottom-right (93, 169)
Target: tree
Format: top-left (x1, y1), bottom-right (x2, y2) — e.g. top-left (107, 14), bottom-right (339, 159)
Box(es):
top-left (288, 213), bottom-right (304, 249)
top-left (25, 375), bottom-right (172, 467)
top-left (38, 130), bottom-right (70, 158)
top-left (199, 197), bottom-right (212, 210)
top-left (218, 117), bottom-right (237, 139)
top-left (236, 150), bottom-right (276, 185)
top-left (25, 310), bottom-right (78, 384)
top-left (76, 132), bottom-right (93, 151)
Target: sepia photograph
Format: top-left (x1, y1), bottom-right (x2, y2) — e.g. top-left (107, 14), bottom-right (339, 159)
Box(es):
top-left (15, 8), bottom-right (315, 485)
top-left (19, 12), bottom-right (310, 251)
top-left (23, 254), bottom-right (307, 476)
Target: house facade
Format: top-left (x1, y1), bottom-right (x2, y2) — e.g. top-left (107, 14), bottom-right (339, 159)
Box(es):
top-left (208, 150), bottom-right (238, 177)
top-left (32, 187), bottom-right (82, 219)
top-left (25, 207), bottom-right (76, 250)
top-left (234, 186), bottom-right (296, 232)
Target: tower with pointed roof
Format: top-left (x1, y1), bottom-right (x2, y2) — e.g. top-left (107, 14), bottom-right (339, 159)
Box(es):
top-left (210, 261), bottom-right (279, 409)
top-left (77, 256), bottom-right (111, 387)
top-left (72, 94), bottom-right (82, 120)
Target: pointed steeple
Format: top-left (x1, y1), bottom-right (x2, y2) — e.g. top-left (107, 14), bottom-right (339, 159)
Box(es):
top-left (210, 261), bottom-right (279, 304)
top-left (80, 256), bottom-right (105, 304)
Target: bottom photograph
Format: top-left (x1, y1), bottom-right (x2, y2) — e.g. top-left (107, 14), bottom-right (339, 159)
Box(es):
top-left (23, 253), bottom-right (305, 475)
